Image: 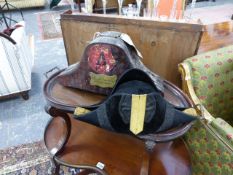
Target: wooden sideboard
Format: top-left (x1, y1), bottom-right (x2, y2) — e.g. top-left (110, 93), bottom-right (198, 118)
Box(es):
top-left (60, 11), bottom-right (203, 87)
top-left (198, 21), bottom-right (233, 53)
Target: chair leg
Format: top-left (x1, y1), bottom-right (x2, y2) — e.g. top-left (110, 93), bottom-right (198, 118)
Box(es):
top-left (21, 91), bottom-right (29, 100)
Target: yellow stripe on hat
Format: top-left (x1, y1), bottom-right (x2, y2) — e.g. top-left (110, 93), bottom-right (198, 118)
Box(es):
top-left (130, 94), bottom-right (147, 135)
top-left (74, 107), bottom-right (90, 116)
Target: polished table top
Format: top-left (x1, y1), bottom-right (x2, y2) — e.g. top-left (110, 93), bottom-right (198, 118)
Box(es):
top-left (199, 21), bottom-right (233, 53)
top-left (45, 115), bottom-right (192, 175)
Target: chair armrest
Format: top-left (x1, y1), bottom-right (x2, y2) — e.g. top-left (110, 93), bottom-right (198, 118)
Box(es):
top-left (0, 32), bottom-right (16, 44)
top-left (178, 62), bottom-right (214, 122)
top-left (210, 118), bottom-right (233, 147)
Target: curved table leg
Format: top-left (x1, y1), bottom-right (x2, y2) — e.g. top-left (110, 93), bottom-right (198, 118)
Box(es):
top-left (44, 105), bottom-right (72, 175)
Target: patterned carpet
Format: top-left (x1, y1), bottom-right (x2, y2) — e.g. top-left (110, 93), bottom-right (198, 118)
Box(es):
top-left (36, 0), bottom-right (73, 40)
top-left (0, 141), bottom-right (51, 174)
top-left (0, 141), bottom-right (79, 175)
top-left (37, 11), bottom-right (63, 40)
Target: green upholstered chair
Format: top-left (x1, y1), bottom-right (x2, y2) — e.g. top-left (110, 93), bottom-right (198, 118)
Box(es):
top-left (179, 45), bottom-right (233, 175)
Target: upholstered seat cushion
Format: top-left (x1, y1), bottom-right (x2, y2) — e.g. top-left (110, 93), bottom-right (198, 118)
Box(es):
top-left (184, 45), bottom-right (233, 124)
top-left (0, 21), bottom-right (34, 97)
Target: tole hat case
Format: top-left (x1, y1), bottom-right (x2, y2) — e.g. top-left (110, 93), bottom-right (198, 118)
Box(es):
top-left (57, 31), bottom-right (164, 95)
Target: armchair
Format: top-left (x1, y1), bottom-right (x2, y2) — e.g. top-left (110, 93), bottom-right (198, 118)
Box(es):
top-left (179, 45), bottom-right (233, 174)
top-left (0, 21), bottom-right (34, 100)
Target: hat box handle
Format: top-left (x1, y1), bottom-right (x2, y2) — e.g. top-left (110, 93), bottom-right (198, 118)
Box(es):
top-left (44, 66), bottom-right (60, 79)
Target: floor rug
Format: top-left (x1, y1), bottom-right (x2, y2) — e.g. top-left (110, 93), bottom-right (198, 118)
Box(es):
top-left (0, 141), bottom-right (80, 175)
top-left (36, 0), bottom-right (74, 40)
top-left (37, 11), bottom-right (64, 40)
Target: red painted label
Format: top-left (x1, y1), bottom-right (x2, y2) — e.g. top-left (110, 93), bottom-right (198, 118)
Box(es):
top-left (87, 44), bottom-right (116, 74)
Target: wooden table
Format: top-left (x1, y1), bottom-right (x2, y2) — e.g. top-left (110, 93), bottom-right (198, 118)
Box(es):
top-left (44, 112), bottom-right (192, 175)
top-left (198, 21), bottom-right (233, 53)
